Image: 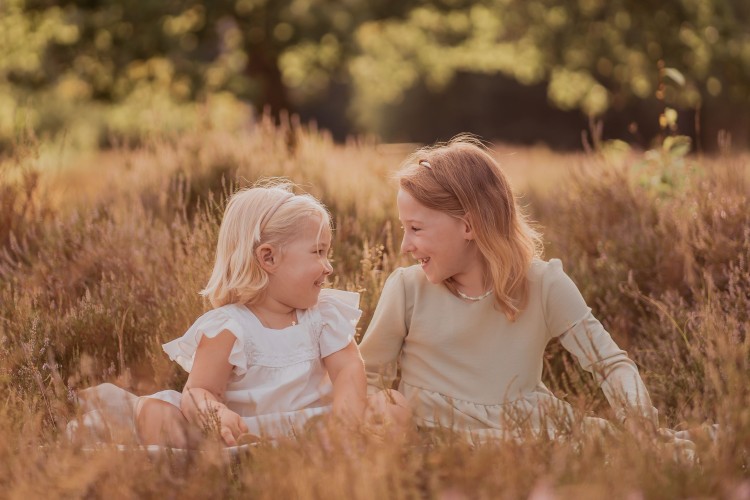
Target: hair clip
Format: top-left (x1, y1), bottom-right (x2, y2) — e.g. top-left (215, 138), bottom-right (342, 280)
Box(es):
top-left (419, 160), bottom-right (432, 169)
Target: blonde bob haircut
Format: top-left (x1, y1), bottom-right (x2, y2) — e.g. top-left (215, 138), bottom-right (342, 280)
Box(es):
top-left (201, 181), bottom-right (331, 308)
top-left (398, 135), bottom-right (542, 321)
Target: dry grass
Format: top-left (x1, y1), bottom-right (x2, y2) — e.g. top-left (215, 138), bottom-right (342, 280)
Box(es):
top-left (1, 117), bottom-right (748, 498)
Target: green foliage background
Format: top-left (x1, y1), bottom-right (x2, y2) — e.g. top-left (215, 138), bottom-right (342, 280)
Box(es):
top-left (2, 0), bottom-right (749, 148)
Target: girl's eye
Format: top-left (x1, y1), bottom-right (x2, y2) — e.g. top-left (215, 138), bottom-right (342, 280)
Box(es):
top-left (411, 227), bottom-right (421, 232)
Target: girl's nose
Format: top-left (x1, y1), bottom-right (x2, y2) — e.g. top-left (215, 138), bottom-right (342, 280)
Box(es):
top-left (401, 234), bottom-right (414, 255)
top-left (322, 259), bottom-right (333, 275)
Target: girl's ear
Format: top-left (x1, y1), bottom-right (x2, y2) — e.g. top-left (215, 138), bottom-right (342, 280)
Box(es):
top-left (255, 244), bottom-right (279, 272)
top-left (462, 215), bottom-right (475, 241)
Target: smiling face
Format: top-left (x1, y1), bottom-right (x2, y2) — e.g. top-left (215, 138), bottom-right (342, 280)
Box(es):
top-left (265, 214), bottom-right (333, 310)
top-left (397, 188), bottom-right (480, 286)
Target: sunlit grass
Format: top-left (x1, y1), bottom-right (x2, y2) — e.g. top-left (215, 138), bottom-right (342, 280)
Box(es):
top-left (1, 118), bottom-right (748, 498)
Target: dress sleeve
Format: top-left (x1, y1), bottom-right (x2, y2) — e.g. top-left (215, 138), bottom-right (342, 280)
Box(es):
top-left (542, 259), bottom-right (659, 425)
top-left (317, 289), bottom-right (363, 358)
top-left (358, 268), bottom-right (409, 394)
top-left (162, 307), bottom-right (248, 377)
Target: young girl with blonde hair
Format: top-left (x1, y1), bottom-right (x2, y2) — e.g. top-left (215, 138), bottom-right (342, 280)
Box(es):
top-left (359, 136), bottom-right (659, 440)
top-left (73, 182), bottom-right (409, 448)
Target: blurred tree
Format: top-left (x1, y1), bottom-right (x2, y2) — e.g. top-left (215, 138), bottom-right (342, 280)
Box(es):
top-left (348, 0), bottom-right (750, 143)
top-left (10, 0), bottom-right (415, 116)
top-left (0, 0), bottom-right (72, 140)
top-left (228, 0), bottom-right (415, 114)
top-left (2, 0), bottom-right (749, 147)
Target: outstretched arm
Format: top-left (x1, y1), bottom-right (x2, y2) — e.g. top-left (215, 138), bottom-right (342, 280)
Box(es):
top-left (559, 315), bottom-right (659, 426)
top-left (323, 340), bottom-right (367, 422)
top-left (181, 329), bottom-right (249, 446)
top-left (542, 260), bottom-right (658, 425)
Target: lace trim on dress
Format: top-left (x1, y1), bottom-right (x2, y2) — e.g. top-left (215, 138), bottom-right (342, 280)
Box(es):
top-left (238, 308), bottom-right (322, 368)
top-left (247, 346), bottom-right (320, 368)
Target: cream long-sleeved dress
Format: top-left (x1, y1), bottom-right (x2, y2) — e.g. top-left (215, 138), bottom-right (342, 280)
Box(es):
top-left (359, 259), bottom-right (658, 439)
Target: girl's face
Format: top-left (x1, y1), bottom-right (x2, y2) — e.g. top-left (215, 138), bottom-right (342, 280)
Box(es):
top-left (397, 188), bottom-right (476, 285)
top-left (268, 214), bottom-right (333, 310)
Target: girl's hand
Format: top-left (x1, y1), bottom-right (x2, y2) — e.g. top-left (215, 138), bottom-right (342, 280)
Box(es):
top-left (216, 406), bottom-right (249, 446)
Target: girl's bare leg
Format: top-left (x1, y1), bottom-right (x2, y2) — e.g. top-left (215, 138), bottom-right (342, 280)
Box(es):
top-left (135, 398), bottom-right (198, 448)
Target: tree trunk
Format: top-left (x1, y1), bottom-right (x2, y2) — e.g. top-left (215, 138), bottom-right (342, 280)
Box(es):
top-left (246, 43), bottom-right (291, 119)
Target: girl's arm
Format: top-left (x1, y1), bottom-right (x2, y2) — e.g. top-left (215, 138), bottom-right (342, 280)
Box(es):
top-left (323, 340), bottom-right (367, 422)
top-left (181, 329), bottom-right (249, 446)
top-left (558, 315), bottom-right (658, 425)
top-left (358, 269), bottom-right (409, 392)
top-left (543, 260), bottom-right (658, 425)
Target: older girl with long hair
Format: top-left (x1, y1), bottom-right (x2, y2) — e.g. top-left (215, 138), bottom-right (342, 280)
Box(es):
top-left (359, 137), bottom-right (658, 440)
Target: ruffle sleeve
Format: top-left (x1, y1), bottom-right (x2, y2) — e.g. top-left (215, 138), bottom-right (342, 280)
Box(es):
top-left (162, 306), bottom-right (248, 377)
top-left (316, 289), bottom-right (362, 358)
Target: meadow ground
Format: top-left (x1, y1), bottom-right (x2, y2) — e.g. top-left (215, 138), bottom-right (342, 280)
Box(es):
top-left (1, 118), bottom-right (748, 498)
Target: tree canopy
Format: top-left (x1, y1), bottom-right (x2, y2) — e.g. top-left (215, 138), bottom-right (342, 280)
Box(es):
top-left (1, 0), bottom-right (749, 147)
top-left (347, 0), bottom-right (750, 134)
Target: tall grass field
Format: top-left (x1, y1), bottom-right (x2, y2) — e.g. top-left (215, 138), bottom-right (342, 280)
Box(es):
top-left (1, 117), bottom-right (748, 498)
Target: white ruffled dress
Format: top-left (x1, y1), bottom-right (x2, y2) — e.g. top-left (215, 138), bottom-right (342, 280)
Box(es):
top-left (147, 289), bottom-right (362, 438)
top-left (70, 289), bottom-right (361, 443)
